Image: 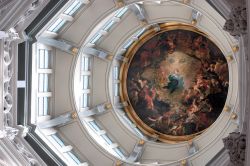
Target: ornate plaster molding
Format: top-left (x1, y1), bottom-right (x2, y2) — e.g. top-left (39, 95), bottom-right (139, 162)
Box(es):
top-left (223, 132), bottom-right (246, 166)
top-left (223, 0), bottom-right (247, 37)
top-left (0, 29), bottom-right (43, 165)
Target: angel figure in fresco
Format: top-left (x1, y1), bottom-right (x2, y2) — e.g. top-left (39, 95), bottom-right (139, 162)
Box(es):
top-left (163, 69), bottom-right (184, 93)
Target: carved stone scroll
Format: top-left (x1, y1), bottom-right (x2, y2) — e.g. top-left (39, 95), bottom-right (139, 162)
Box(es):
top-left (223, 132), bottom-right (246, 166)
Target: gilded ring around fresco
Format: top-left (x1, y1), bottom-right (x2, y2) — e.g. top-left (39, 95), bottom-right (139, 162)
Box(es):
top-left (120, 23), bottom-right (229, 142)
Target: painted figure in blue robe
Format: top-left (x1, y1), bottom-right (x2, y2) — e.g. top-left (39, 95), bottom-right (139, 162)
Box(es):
top-left (163, 71), bottom-right (184, 93)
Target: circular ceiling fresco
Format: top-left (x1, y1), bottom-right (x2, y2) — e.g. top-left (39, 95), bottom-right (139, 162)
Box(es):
top-left (121, 24), bottom-right (229, 142)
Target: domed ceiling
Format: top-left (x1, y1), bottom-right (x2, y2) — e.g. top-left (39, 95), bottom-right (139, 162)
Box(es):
top-left (26, 0), bottom-right (240, 165)
top-left (121, 24), bottom-right (229, 142)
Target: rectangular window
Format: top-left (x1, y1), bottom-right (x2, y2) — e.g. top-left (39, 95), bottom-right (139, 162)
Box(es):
top-left (84, 57), bottom-right (90, 71)
top-left (65, 151), bottom-right (81, 165)
top-left (123, 115), bottom-right (133, 126)
top-left (123, 39), bottom-right (133, 49)
top-left (103, 20), bottom-right (115, 31)
top-left (113, 147), bottom-right (125, 159)
top-left (101, 134), bottom-right (113, 145)
top-left (38, 74), bottom-right (50, 92)
top-left (81, 75), bottom-right (89, 90)
top-left (114, 83), bottom-right (119, 96)
top-left (81, 56), bottom-right (90, 71)
top-left (114, 66), bottom-right (119, 80)
top-left (38, 97), bottom-right (49, 116)
top-left (90, 33), bottom-right (102, 44)
top-left (89, 121), bottom-right (101, 132)
top-left (51, 134), bottom-right (65, 147)
top-left (134, 28), bottom-right (146, 38)
top-left (81, 93), bottom-right (89, 108)
top-left (64, 1), bottom-right (82, 16)
top-left (48, 18), bottom-right (66, 33)
top-left (134, 127), bottom-right (144, 138)
top-left (38, 49), bottom-right (51, 69)
top-left (39, 49), bottom-right (45, 68)
top-left (114, 7), bottom-right (128, 18)
top-left (44, 49), bottom-right (50, 68)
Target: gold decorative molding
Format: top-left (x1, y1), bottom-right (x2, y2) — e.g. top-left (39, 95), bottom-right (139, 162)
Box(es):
top-left (231, 113), bottom-right (238, 120)
top-left (191, 19), bottom-right (197, 25)
top-left (223, 105), bottom-right (231, 112)
top-left (180, 159), bottom-right (187, 166)
top-left (106, 54), bottom-right (114, 60)
top-left (232, 45), bottom-right (239, 53)
top-left (120, 23), bottom-right (220, 143)
top-left (115, 0), bottom-right (124, 8)
top-left (71, 112), bottom-right (78, 119)
top-left (115, 160), bottom-right (123, 166)
top-left (117, 21), bottom-right (232, 145)
top-left (71, 47), bottom-right (79, 55)
top-left (226, 55), bottom-right (234, 62)
top-left (105, 103), bottom-right (113, 110)
top-left (140, 20), bottom-right (148, 26)
top-left (138, 139), bottom-right (145, 145)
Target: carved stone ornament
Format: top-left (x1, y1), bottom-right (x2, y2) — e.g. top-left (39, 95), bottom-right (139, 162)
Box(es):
top-left (14, 0), bottom-right (44, 28)
top-left (1, 29), bottom-right (40, 165)
top-left (222, 132), bottom-right (246, 166)
top-left (223, 0), bottom-right (247, 37)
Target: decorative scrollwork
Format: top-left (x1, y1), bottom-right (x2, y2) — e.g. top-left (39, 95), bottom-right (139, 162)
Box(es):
top-left (12, 138), bottom-right (40, 165)
top-left (14, 0), bottom-right (44, 28)
top-left (1, 28), bottom-right (40, 165)
top-left (223, 132), bottom-right (246, 166)
top-left (223, 1), bottom-right (247, 37)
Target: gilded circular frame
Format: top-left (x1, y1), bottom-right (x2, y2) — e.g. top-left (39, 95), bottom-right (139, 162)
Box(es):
top-left (120, 23), bottom-right (229, 143)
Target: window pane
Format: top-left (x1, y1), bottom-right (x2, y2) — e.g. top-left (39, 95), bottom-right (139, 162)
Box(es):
top-left (39, 49), bottom-right (45, 68)
top-left (135, 28), bottom-right (145, 38)
top-left (64, 1), bottom-right (79, 15)
top-left (81, 56), bottom-right (90, 71)
top-left (38, 74), bottom-right (50, 92)
top-left (38, 74), bottom-right (44, 92)
top-left (82, 93), bottom-right (89, 108)
top-left (83, 75), bottom-right (89, 89)
top-left (114, 7), bottom-right (128, 18)
top-left (84, 57), bottom-right (89, 71)
top-left (90, 34), bottom-right (102, 44)
top-left (123, 115), bottom-right (133, 125)
top-left (67, 151), bottom-right (81, 165)
top-left (68, 2), bottom-right (82, 16)
top-left (101, 134), bottom-right (113, 145)
top-left (38, 97), bottom-right (49, 116)
top-left (89, 121), bottom-right (101, 132)
top-left (103, 20), bottom-right (115, 31)
top-left (53, 20), bottom-right (66, 32)
top-left (113, 147), bottom-right (125, 159)
top-left (81, 56), bottom-right (85, 71)
top-left (44, 74), bottom-right (49, 92)
top-left (51, 134), bottom-right (65, 147)
top-left (114, 83), bottom-right (119, 96)
top-left (44, 97), bottom-right (48, 115)
top-left (38, 97), bottom-right (44, 116)
top-left (48, 18), bottom-right (66, 32)
top-left (44, 50), bottom-right (50, 68)
top-left (123, 40), bottom-right (133, 49)
top-left (134, 127), bottom-right (144, 138)
top-left (48, 18), bottom-right (63, 31)
top-left (114, 66), bottom-right (119, 80)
